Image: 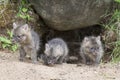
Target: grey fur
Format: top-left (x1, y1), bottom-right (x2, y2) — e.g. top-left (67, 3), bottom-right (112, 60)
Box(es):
top-left (80, 36), bottom-right (104, 65)
top-left (12, 22), bottom-right (40, 63)
top-left (44, 38), bottom-right (69, 65)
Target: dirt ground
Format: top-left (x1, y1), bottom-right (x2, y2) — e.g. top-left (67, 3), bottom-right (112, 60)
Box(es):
top-left (0, 51), bottom-right (119, 80)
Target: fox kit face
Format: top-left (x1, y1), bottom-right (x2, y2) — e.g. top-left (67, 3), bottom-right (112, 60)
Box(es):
top-left (44, 43), bottom-right (60, 65)
top-left (12, 23), bottom-right (30, 44)
top-left (44, 44), bottom-right (56, 65)
top-left (83, 36), bottom-right (101, 56)
top-left (46, 56), bottom-right (57, 65)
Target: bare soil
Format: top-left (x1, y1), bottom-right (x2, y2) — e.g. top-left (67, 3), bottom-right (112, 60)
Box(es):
top-left (0, 51), bottom-right (119, 80)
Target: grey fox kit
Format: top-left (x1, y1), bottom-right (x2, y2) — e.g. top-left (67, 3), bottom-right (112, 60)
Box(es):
top-left (80, 36), bottom-right (104, 65)
top-left (44, 38), bottom-right (69, 65)
top-left (12, 22), bottom-right (40, 63)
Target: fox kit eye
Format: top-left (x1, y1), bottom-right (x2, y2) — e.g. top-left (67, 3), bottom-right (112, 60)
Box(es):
top-left (90, 47), bottom-right (94, 51)
top-left (96, 47), bottom-right (99, 50)
top-left (21, 34), bottom-right (25, 37)
top-left (17, 34), bottom-right (25, 38)
top-left (17, 35), bottom-right (21, 38)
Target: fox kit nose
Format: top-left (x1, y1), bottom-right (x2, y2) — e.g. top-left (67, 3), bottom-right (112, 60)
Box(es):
top-left (93, 52), bottom-right (97, 56)
top-left (48, 60), bottom-right (54, 65)
top-left (48, 60), bottom-right (53, 64)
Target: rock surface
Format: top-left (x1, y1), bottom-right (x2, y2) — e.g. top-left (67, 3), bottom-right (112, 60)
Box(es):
top-left (29, 0), bottom-right (113, 31)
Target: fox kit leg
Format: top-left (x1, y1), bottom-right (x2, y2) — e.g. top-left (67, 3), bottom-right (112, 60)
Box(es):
top-left (57, 56), bottom-right (65, 64)
top-left (80, 53), bottom-right (87, 64)
top-left (30, 49), bottom-right (38, 64)
top-left (19, 47), bottom-right (26, 61)
top-left (95, 56), bottom-right (101, 65)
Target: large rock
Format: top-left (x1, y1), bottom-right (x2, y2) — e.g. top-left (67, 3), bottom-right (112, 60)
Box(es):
top-left (29, 0), bottom-right (113, 31)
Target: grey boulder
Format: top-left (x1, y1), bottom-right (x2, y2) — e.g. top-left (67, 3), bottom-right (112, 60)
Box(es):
top-left (29, 0), bottom-right (113, 31)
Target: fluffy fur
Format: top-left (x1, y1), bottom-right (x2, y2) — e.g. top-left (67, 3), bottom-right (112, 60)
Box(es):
top-left (12, 22), bottom-right (40, 63)
top-left (44, 38), bottom-right (69, 65)
top-left (80, 36), bottom-right (104, 65)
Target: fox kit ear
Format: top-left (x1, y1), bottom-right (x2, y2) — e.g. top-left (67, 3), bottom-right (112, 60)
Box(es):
top-left (22, 24), bottom-right (29, 31)
top-left (45, 43), bottom-right (50, 49)
top-left (13, 22), bottom-right (18, 29)
top-left (84, 37), bottom-right (89, 42)
top-left (96, 36), bottom-right (100, 40)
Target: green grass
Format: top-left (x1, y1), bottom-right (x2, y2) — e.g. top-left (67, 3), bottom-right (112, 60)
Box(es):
top-left (0, 29), bottom-right (18, 52)
top-left (103, 0), bottom-right (120, 62)
top-left (17, 0), bottom-right (33, 21)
